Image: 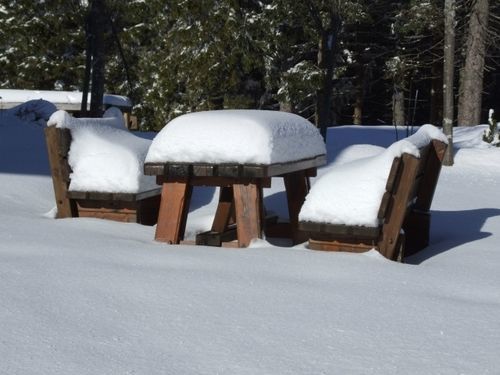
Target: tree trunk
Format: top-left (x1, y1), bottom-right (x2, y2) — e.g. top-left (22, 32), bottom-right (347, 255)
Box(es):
top-left (392, 85), bottom-right (405, 126)
top-left (279, 101), bottom-right (294, 113)
top-left (429, 43), bottom-right (443, 125)
top-left (89, 0), bottom-right (106, 118)
top-left (315, 13), bottom-right (341, 141)
top-left (316, 30), bottom-right (335, 140)
top-left (442, 0), bottom-right (456, 166)
top-left (81, 14), bottom-right (92, 116)
top-left (353, 66), bottom-right (365, 125)
top-left (457, 0), bottom-right (489, 126)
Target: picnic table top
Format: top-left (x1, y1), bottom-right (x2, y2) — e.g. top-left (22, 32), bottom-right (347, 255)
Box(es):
top-left (144, 154), bottom-right (327, 179)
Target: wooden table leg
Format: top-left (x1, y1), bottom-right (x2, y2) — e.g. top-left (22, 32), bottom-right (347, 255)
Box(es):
top-left (211, 186), bottom-right (234, 233)
top-left (284, 171), bottom-right (309, 244)
top-left (233, 181), bottom-right (263, 247)
top-left (155, 179), bottom-right (192, 244)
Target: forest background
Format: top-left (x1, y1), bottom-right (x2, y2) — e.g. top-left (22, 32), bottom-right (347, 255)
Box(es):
top-left (0, 0), bottom-right (499, 133)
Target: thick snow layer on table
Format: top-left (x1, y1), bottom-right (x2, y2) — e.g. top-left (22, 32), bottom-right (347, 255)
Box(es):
top-left (47, 109), bottom-right (157, 193)
top-left (145, 110), bottom-right (326, 165)
top-left (299, 125), bottom-right (446, 226)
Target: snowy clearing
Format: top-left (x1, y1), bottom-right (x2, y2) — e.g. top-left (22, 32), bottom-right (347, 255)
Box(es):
top-left (1, 108), bottom-right (499, 374)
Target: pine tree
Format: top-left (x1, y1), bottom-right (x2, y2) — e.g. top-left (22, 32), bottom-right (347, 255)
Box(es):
top-left (0, 0), bottom-right (86, 90)
top-left (137, 0), bottom-right (266, 130)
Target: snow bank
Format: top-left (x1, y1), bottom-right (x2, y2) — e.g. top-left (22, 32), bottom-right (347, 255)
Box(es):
top-left (332, 144), bottom-right (385, 165)
top-left (145, 110), bottom-right (326, 165)
top-left (46, 109), bottom-right (157, 193)
top-left (0, 88), bottom-right (132, 108)
top-left (299, 125), bottom-right (446, 227)
top-left (2, 119), bottom-right (500, 374)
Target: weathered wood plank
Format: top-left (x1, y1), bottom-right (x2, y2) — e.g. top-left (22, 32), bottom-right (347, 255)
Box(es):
top-left (195, 228), bottom-right (237, 247)
top-left (299, 221), bottom-right (380, 241)
top-left (193, 165), bottom-right (215, 177)
top-left (211, 186), bottom-right (234, 233)
top-left (268, 155), bottom-right (326, 177)
top-left (385, 157), bottom-right (402, 193)
top-left (44, 127), bottom-right (78, 218)
top-left (283, 170), bottom-right (309, 244)
top-left (413, 140), bottom-right (447, 211)
top-left (154, 179), bottom-right (193, 244)
top-left (143, 164), bottom-right (166, 176)
top-left (308, 239), bottom-right (374, 253)
top-left (143, 154), bottom-right (326, 178)
top-left (233, 181), bottom-right (263, 247)
top-left (377, 192), bottom-right (393, 220)
top-left (378, 153), bottom-right (420, 260)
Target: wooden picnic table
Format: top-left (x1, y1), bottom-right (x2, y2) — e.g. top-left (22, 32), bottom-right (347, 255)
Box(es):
top-left (144, 155), bottom-right (326, 247)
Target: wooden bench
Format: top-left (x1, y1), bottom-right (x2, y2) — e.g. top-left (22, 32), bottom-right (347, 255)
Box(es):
top-left (299, 139), bottom-right (447, 261)
top-left (45, 126), bottom-right (160, 225)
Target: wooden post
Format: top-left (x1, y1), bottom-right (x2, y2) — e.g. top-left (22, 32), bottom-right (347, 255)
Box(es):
top-left (283, 170), bottom-right (309, 244)
top-left (154, 179), bottom-right (192, 244)
top-left (44, 127), bottom-right (78, 218)
top-left (233, 181), bottom-right (263, 247)
top-left (211, 186), bottom-right (234, 233)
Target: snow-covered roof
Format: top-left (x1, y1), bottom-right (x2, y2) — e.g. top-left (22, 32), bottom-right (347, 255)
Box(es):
top-left (145, 110), bottom-right (326, 165)
top-left (0, 89), bottom-right (132, 111)
top-left (299, 125), bottom-right (447, 227)
top-left (47, 109), bottom-right (156, 194)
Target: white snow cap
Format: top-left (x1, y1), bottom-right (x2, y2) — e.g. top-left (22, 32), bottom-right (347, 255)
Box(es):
top-left (47, 109), bottom-right (156, 194)
top-left (299, 125), bottom-right (446, 227)
top-left (47, 107), bottom-right (126, 129)
top-left (145, 110), bottom-right (326, 165)
top-left (406, 124), bottom-right (448, 147)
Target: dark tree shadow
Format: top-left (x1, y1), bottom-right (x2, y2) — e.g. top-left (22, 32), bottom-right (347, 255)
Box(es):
top-left (405, 208), bottom-right (500, 264)
top-left (0, 120), bottom-right (51, 175)
top-left (188, 186), bottom-right (217, 212)
top-left (263, 190), bottom-right (290, 219)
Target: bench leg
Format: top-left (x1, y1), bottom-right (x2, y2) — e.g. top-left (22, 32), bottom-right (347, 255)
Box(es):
top-left (284, 171), bottom-right (309, 244)
top-left (211, 186), bottom-right (235, 233)
top-left (233, 181), bottom-right (263, 247)
top-left (403, 210), bottom-right (431, 256)
top-left (155, 179), bottom-right (192, 244)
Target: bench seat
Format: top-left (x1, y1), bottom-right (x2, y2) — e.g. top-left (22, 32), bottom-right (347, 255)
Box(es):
top-left (45, 119), bottom-right (160, 225)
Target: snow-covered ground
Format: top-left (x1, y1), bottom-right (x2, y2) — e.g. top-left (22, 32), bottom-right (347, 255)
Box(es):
top-left (1, 107), bottom-right (500, 374)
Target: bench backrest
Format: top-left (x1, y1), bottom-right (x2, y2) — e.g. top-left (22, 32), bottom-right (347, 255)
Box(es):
top-left (45, 126), bottom-right (77, 218)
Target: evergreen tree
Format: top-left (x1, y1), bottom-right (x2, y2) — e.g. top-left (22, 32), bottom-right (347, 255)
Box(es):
top-left (138, 0), bottom-right (266, 130)
top-left (0, 0), bottom-right (86, 90)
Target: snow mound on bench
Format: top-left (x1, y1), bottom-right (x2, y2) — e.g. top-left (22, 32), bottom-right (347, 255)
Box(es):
top-left (47, 109), bottom-right (157, 194)
top-left (47, 107), bottom-right (126, 129)
top-left (406, 124), bottom-right (448, 147)
top-left (299, 125), bottom-right (446, 227)
top-left (145, 110), bottom-right (326, 165)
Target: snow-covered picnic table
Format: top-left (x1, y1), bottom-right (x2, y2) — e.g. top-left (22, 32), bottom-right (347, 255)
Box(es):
top-left (144, 110), bottom-right (327, 247)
